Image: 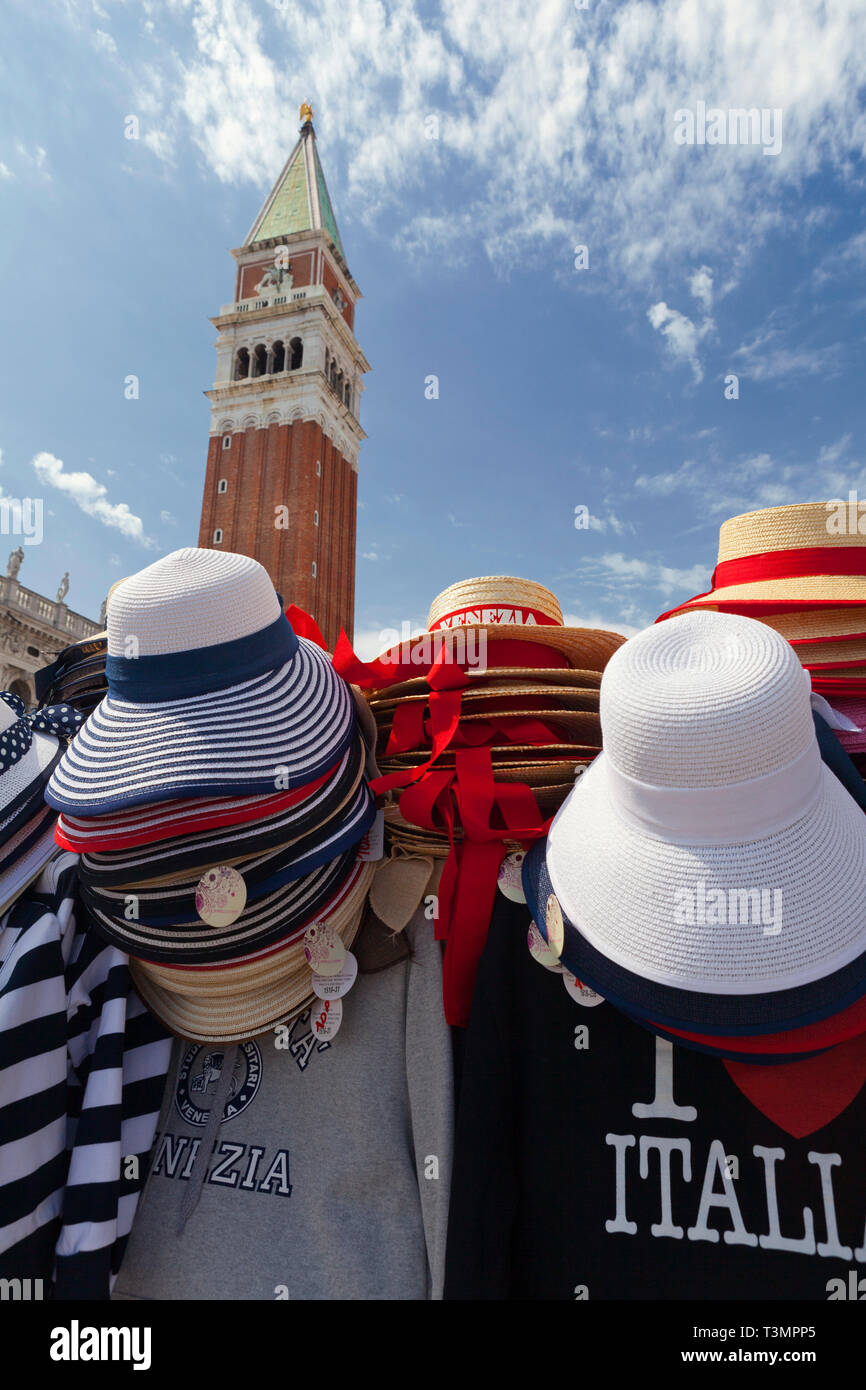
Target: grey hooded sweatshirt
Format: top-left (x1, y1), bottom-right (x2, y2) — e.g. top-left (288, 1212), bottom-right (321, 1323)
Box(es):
top-left (112, 912), bottom-right (453, 1300)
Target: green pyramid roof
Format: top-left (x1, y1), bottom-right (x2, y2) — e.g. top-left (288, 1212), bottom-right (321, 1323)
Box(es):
top-left (246, 126), bottom-right (345, 261)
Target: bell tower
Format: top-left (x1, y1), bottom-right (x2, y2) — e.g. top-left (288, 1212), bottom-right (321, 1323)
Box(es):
top-left (198, 104), bottom-right (368, 647)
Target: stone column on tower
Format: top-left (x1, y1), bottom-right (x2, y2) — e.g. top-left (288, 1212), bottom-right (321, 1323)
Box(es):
top-left (198, 103), bottom-right (369, 648)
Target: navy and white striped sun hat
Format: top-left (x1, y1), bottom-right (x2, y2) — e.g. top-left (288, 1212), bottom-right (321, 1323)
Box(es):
top-left (45, 548), bottom-right (356, 815)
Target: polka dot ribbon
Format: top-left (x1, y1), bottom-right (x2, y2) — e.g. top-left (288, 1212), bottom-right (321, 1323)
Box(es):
top-left (0, 692), bottom-right (84, 776)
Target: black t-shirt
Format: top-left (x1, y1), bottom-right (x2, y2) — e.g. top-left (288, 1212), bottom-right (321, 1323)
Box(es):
top-left (444, 893), bottom-right (866, 1300)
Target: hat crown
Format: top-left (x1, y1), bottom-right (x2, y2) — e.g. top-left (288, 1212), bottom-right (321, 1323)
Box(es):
top-left (106, 548), bottom-right (281, 658)
top-left (717, 500), bottom-right (863, 562)
top-left (426, 576), bottom-right (563, 630)
top-left (601, 612), bottom-right (813, 788)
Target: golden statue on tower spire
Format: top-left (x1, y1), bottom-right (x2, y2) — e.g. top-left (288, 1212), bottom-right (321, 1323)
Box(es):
top-left (299, 101), bottom-right (314, 127)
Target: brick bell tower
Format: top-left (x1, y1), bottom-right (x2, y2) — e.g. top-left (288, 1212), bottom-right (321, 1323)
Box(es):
top-left (198, 103), bottom-right (368, 647)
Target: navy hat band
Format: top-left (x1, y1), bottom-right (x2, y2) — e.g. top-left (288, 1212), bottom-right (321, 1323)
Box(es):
top-left (105, 612), bottom-right (299, 703)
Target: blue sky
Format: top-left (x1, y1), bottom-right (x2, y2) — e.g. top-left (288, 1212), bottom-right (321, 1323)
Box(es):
top-left (1, 0), bottom-right (864, 655)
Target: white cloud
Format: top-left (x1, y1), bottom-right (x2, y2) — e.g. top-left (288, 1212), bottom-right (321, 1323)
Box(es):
top-left (647, 302), bottom-right (713, 382)
top-left (93, 27), bottom-right (117, 55)
top-left (31, 451), bottom-right (153, 545)
top-left (633, 444), bottom-right (866, 521)
top-left (818, 434), bottom-right (851, 466)
top-left (361, 548), bottom-right (379, 560)
top-left (0, 162), bottom-right (12, 180)
top-left (734, 329), bottom-right (844, 381)
top-left (813, 230), bottom-right (866, 286)
top-left (118, 0), bottom-right (866, 290)
top-left (160, 509), bottom-right (177, 524)
top-left (689, 265), bottom-right (713, 312)
top-left (593, 552), bottom-right (710, 598)
top-left (15, 143), bottom-right (48, 174)
top-left (562, 610), bottom-right (643, 639)
top-left (581, 509), bottom-right (630, 535)
top-left (635, 459), bottom-right (702, 495)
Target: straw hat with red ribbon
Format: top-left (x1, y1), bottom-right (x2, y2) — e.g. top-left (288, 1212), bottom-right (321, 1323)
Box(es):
top-left (657, 501), bottom-right (866, 700)
top-left (332, 575), bottom-right (624, 1027)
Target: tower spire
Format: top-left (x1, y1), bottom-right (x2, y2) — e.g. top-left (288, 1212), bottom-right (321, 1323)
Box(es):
top-left (244, 102), bottom-right (345, 260)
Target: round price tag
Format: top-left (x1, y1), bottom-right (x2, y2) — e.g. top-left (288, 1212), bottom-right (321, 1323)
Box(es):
top-left (303, 921), bottom-right (347, 976)
top-left (527, 920), bottom-right (565, 973)
top-left (310, 996), bottom-right (343, 1041)
top-left (497, 851), bottom-right (527, 903)
top-left (195, 866), bottom-right (247, 928)
top-left (563, 970), bottom-right (604, 1007)
top-left (312, 950), bottom-right (358, 1000)
top-left (544, 894), bottom-right (564, 959)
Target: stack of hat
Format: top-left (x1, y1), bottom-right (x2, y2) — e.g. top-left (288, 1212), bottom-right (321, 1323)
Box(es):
top-left (0, 692), bottom-right (83, 916)
top-left (657, 500), bottom-right (866, 775)
top-left (523, 611), bottom-right (866, 1064)
top-left (45, 548), bottom-right (378, 1043)
top-left (35, 582), bottom-right (134, 723)
top-left (333, 576), bottom-right (623, 1024)
top-left (35, 632), bottom-right (108, 720)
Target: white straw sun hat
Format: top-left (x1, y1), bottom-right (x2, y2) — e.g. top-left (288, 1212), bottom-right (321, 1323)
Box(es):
top-left (45, 549), bottom-right (355, 815)
top-left (530, 611), bottom-right (866, 1024)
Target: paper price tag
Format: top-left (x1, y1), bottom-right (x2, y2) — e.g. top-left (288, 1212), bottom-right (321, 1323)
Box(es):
top-left (304, 921), bottom-right (347, 976)
top-left (544, 894), bottom-right (564, 959)
top-left (310, 997), bottom-right (343, 1041)
top-left (356, 810), bottom-right (385, 862)
top-left (195, 865), bottom-right (247, 927)
top-left (527, 920), bottom-right (565, 973)
top-left (312, 950), bottom-right (358, 1000)
top-left (563, 970), bottom-right (604, 1007)
top-left (497, 851), bottom-right (527, 903)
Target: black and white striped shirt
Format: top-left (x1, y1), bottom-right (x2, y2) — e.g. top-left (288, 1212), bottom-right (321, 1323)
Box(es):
top-left (0, 852), bottom-right (171, 1298)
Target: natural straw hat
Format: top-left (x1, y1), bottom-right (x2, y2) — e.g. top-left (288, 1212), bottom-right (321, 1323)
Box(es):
top-left (369, 683), bottom-right (601, 713)
top-left (659, 501), bottom-right (866, 617)
top-left (370, 575), bottom-right (623, 672)
top-left (524, 610), bottom-right (866, 1031)
top-left (758, 609), bottom-right (866, 642)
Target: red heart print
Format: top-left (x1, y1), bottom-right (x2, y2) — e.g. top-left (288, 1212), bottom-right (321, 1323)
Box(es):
top-left (724, 1031), bottom-right (866, 1138)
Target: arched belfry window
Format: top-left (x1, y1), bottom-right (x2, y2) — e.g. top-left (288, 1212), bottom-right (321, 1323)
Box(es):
top-left (272, 340), bottom-right (285, 373)
top-left (251, 344), bottom-right (267, 378)
top-left (289, 337), bottom-right (303, 370)
top-left (234, 348), bottom-right (250, 381)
